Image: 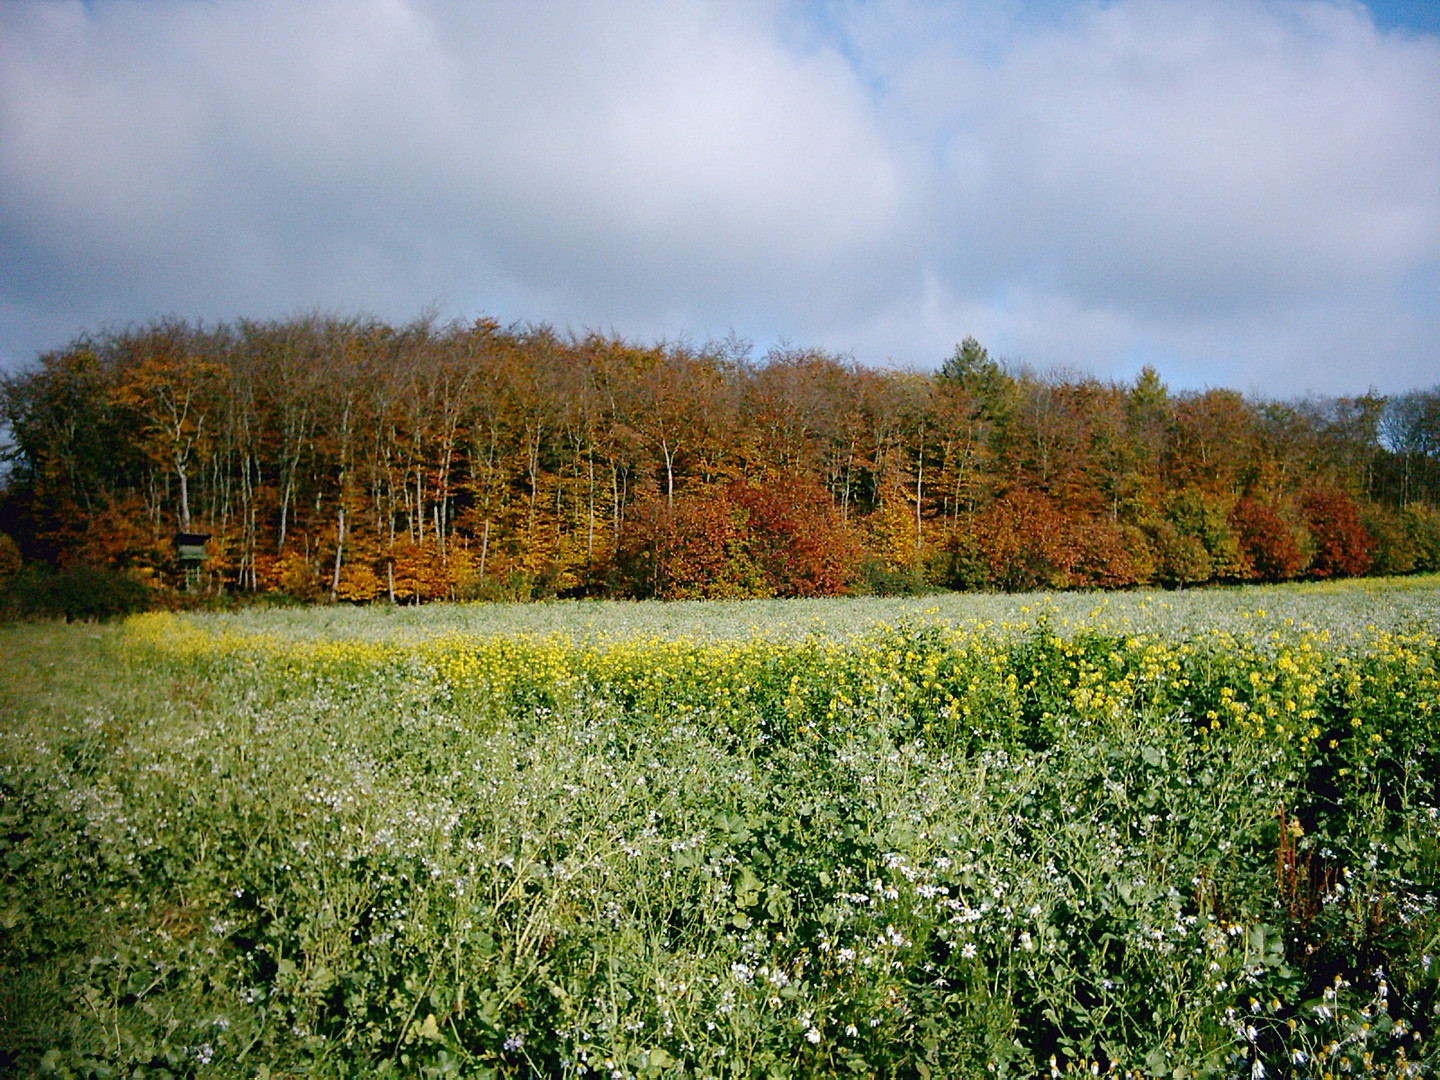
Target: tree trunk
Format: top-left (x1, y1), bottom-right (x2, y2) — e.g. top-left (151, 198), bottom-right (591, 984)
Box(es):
top-left (330, 506), bottom-right (345, 599)
top-left (661, 436), bottom-right (675, 507)
top-left (914, 443), bottom-right (924, 558)
top-left (587, 449), bottom-right (596, 574)
top-left (176, 459), bottom-right (191, 530)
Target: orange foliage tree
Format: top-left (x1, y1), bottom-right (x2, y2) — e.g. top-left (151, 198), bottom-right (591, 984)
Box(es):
top-left (4, 315), bottom-right (1435, 602)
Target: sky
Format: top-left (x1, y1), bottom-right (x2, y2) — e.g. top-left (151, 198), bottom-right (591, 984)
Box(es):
top-left (0, 0), bottom-right (1437, 398)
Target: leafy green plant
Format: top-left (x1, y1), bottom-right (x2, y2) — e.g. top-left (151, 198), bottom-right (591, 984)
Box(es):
top-left (1, 581), bottom-right (1438, 1077)
top-left (0, 563), bottom-right (151, 622)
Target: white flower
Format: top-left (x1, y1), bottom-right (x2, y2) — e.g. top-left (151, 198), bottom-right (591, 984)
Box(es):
top-left (806, 1028), bottom-right (821, 1044)
top-left (961, 942), bottom-right (977, 959)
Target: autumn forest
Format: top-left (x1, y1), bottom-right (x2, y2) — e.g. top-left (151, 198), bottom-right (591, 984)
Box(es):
top-left (2, 313), bottom-right (1438, 604)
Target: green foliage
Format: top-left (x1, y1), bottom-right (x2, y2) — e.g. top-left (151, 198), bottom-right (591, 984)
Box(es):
top-left (0, 563), bottom-right (152, 622)
top-left (856, 555), bottom-right (935, 596)
top-left (0, 532), bottom-right (21, 579)
top-left (2, 584), bottom-right (1439, 1076)
top-left (938, 336), bottom-right (996, 388)
top-left (0, 347), bottom-right (142, 563)
top-left (1361, 504), bottom-right (1417, 576)
top-left (1145, 488), bottom-right (1247, 586)
top-left (1147, 520), bottom-right (1212, 586)
top-left (1403, 503), bottom-right (1440, 572)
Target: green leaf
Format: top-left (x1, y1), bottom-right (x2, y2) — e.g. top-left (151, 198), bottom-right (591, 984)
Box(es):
top-left (735, 865), bottom-right (763, 908)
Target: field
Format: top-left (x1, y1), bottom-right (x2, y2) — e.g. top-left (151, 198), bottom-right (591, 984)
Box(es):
top-left (2, 578), bottom-right (1439, 1078)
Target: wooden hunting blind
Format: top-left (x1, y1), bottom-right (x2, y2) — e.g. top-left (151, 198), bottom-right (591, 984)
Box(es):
top-left (173, 531), bottom-right (211, 590)
top-left (173, 532), bottom-right (211, 567)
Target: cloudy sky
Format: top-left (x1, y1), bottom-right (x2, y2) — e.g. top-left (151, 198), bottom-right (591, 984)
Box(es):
top-left (1, 0), bottom-right (1437, 397)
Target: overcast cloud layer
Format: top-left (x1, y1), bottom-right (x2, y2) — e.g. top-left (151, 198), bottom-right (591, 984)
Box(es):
top-left (1, 0), bottom-right (1437, 396)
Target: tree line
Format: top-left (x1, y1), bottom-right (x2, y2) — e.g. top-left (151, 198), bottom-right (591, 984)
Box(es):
top-left (1, 313), bottom-right (1438, 603)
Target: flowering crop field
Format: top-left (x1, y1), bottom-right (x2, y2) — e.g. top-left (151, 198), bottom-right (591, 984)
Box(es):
top-left (2, 579), bottom-right (1439, 1078)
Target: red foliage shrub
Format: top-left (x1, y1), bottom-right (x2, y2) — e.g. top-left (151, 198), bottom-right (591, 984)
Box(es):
top-left (1067, 517), bottom-right (1142, 588)
top-left (1230, 499), bottom-right (1307, 582)
top-left (730, 474), bottom-right (863, 597)
top-left (1299, 488), bottom-right (1371, 579)
top-left (616, 491), bottom-right (749, 599)
top-left (958, 492), bottom-right (1141, 592)
top-left (615, 474), bottom-right (862, 599)
top-left (968, 490), bottom-right (1072, 591)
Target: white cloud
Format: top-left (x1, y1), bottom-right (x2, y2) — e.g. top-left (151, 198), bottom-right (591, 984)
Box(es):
top-left (986, 1), bottom-right (1439, 305)
top-left (0, 0), bottom-right (1436, 395)
top-left (814, 0), bottom-right (1440, 388)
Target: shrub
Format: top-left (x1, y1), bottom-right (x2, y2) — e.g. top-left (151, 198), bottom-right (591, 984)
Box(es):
top-left (615, 476), bottom-right (862, 599)
top-left (948, 493), bottom-right (1139, 592)
top-left (0, 532), bottom-right (21, 579)
top-left (1299, 488), bottom-right (1371, 578)
top-left (1231, 499), bottom-right (1307, 582)
top-left (1147, 520), bottom-right (1212, 587)
top-left (1066, 516), bottom-right (1141, 588)
top-left (1161, 488), bottom-right (1247, 581)
top-left (731, 474), bottom-right (863, 597)
top-left (1403, 502), bottom-right (1440, 572)
top-left (967, 489), bottom-right (1072, 591)
top-left (858, 555), bottom-right (934, 595)
top-left (1362, 504), bottom-right (1416, 576)
top-left (0, 563), bottom-right (151, 621)
top-left (614, 489), bottom-right (755, 599)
